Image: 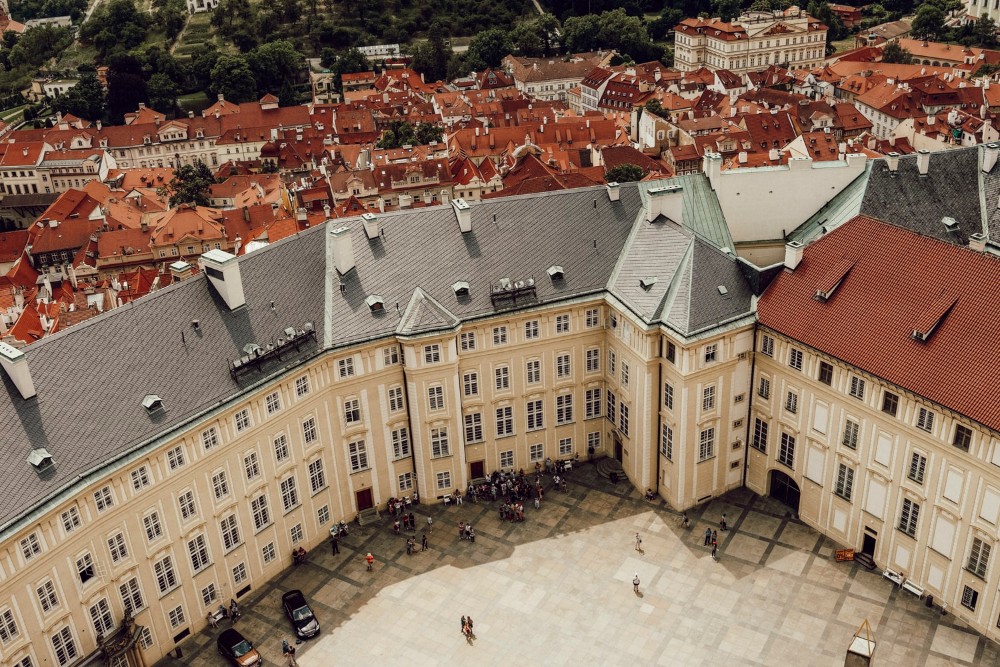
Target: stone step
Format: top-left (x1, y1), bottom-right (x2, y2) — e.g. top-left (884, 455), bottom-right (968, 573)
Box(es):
top-left (357, 507), bottom-right (380, 527)
top-left (594, 457), bottom-right (624, 480)
top-left (854, 552), bottom-right (877, 571)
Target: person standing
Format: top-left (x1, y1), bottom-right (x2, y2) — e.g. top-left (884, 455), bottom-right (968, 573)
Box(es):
top-left (286, 646), bottom-right (299, 667)
top-left (712, 529), bottom-right (718, 546)
top-left (635, 532), bottom-right (642, 551)
top-left (704, 528), bottom-right (712, 546)
top-left (461, 615), bottom-right (466, 634)
top-left (682, 513), bottom-right (690, 529)
top-left (331, 535), bottom-right (339, 555)
top-left (282, 639), bottom-right (290, 656)
top-left (633, 573), bottom-right (640, 593)
top-left (365, 552), bottom-right (374, 571)
top-left (711, 541), bottom-right (718, 561)
top-left (720, 513), bottom-right (728, 531)
top-left (421, 534), bottom-right (428, 551)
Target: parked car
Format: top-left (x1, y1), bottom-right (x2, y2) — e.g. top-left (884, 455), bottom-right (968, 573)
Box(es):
top-left (281, 589), bottom-right (320, 639)
top-left (217, 628), bottom-right (262, 667)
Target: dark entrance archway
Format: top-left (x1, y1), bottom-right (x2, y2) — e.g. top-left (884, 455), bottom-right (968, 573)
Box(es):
top-left (769, 469), bottom-right (800, 513)
top-left (613, 433), bottom-right (623, 463)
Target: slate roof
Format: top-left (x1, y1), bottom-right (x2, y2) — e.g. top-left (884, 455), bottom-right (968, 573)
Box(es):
top-left (759, 215), bottom-right (1000, 433)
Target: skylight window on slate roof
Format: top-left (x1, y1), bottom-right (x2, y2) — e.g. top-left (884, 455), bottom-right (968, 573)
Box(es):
top-left (547, 265), bottom-right (565, 280)
top-left (142, 394), bottom-right (164, 412)
top-left (365, 295), bottom-right (385, 313)
top-left (452, 281), bottom-right (470, 297)
top-left (717, 285), bottom-right (729, 295)
top-left (814, 258), bottom-right (855, 302)
top-left (912, 291), bottom-right (957, 343)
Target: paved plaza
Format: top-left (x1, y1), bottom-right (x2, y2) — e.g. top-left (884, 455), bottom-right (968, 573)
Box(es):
top-left (161, 462), bottom-right (1000, 666)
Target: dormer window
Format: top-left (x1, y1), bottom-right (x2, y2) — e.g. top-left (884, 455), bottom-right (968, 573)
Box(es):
top-left (639, 277), bottom-right (657, 290)
top-left (28, 447), bottom-right (53, 470)
top-left (365, 295), bottom-right (385, 313)
top-left (547, 265), bottom-right (564, 280)
top-left (142, 394), bottom-right (164, 412)
top-left (451, 281), bottom-right (470, 297)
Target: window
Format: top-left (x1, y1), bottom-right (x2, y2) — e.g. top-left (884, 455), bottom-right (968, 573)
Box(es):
top-left (308, 458), bottom-right (327, 493)
top-left (556, 394), bottom-right (573, 424)
top-left (788, 348), bottom-right (803, 370)
top-left (494, 365), bottom-right (511, 390)
top-left (431, 428), bottom-right (450, 457)
top-left (251, 494), bottom-right (270, 531)
top-left (493, 408), bottom-right (512, 438)
top-left (915, 407), bottom-right (935, 432)
top-left (119, 577), bottom-right (144, 616)
top-left (586, 308), bottom-right (599, 328)
top-left (607, 390), bottom-right (616, 425)
top-left (77, 553), bottom-right (95, 584)
top-left (525, 360), bottom-right (540, 384)
top-left (88, 598), bottom-right (114, 636)
top-left (348, 440), bottom-right (369, 472)
top-left (588, 431), bottom-right (601, 452)
top-left (338, 357), bottom-right (355, 377)
top-left (559, 437), bottom-right (573, 456)
top-left (302, 417), bottom-right (318, 445)
top-left (527, 399), bottom-right (544, 431)
top-left (201, 583), bottom-right (219, 608)
top-left (280, 476), bottom-right (299, 511)
top-left (141, 510), bottom-right (163, 542)
top-left (108, 532), bottom-right (128, 563)
top-left (20, 533), bottom-right (41, 560)
top-left (524, 320), bottom-right (539, 339)
top-left (530, 443), bottom-right (544, 461)
top-left (398, 472), bottom-right (414, 491)
top-left (0, 607), bottom-right (18, 643)
top-left (436, 471), bottom-right (452, 490)
top-left (908, 452), bottom-right (926, 484)
top-left (586, 348), bottom-right (600, 372)
top-left (383, 345), bottom-right (399, 366)
top-left (699, 428), bottom-right (715, 462)
top-left (178, 490), bottom-right (197, 520)
top-left (757, 377), bottom-right (770, 400)
top-left (620, 362), bottom-right (629, 388)
top-left (761, 334), bottom-right (774, 356)
top-left (220, 514), bottom-right (241, 551)
top-left (234, 408), bottom-right (252, 433)
top-left (555, 314), bottom-right (570, 333)
top-left (818, 362), bottom-right (833, 385)
top-left (703, 386), bottom-right (716, 411)
top-left (842, 419), bottom-right (859, 449)
top-left (381, 388), bottom-right (402, 415)
top-left (130, 466), bottom-right (151, 491)
top-left (666, 341), bottom-right (676, 363)
top-left (262, 542), bottom-right (276, 564)
top-left (493, 326), bottom-right (508, 345)
top-left (835, 463), bottom-right (854, 501)
top-left (94, 486), bottom-right (115, 512)
top-left (608, 350), bottom-right (616, 375)
top-left (51, 626), bottom-right (78, 666)
top-left (295, 375), bottom-right (310, 397)
top-left (391, 427), bottom-right (411, 459)
top-left (586, 388), bottom-right (601, 419)
top-left (663, 383), bottom-right (674, 410)
top-left (619, 403), bottom-right (629, 437)
top-left (463, 372), bottom-right (479, 397)
top-left (212, 470), bottom-right (230, 500)
top-left (962, 585), bottom-right (979, 611)
top-left (556, 353), bottom-right (571, 378)
top-left (460, 332), bottom-right (476, 351)
top-left (500, 450), bottom-right (514, 469)
top-left (954, 425), bottom-right (973, 452)
top-left (61, 507), bottom-right (82, 533)
top-left (154, 556), bottom-right (177, 594)
top-left (265, 391), bottom-right (281, 415)
top-left (661, 424), bottom-right (673, 461)
top-left (785, 391), bottom-right (798, 414)
top-left (290, 524), bottom-right (304, 544)
top-left (965, 537), bottom-right (992, 579)
top-left (244, 452), bottom-right (261, 480)
top-left (849, 376), bottom-right (865, 399)
top-left (424, 344), bottom-right (441, 363)
top-left (344, 398), bottom-right (361, 424)
top-left (898, 498), bottom-right (919, 537)
top-left (881, 391), bottom-right (899, 417)
top-left (168, 605), bottom-right (186, 629)
top-left (428, 386), bottom-right (444, 411)
top-left (705, 344), bottom-right (717, 362)
top-left (188, 534), bottom-right (211, 572)
top-left (752, 418), bottom-right (768, 452)
top-left (778, 433), bottom-right (795, 468)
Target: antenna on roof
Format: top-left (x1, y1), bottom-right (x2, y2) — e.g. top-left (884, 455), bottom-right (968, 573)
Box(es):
top-left (593, 198), bottom-right (597, 208)
top-left (181, 330), bottom-right (186, 345)
top-left (270, 300), bottom-right (276, 310)
top-left (593, 239), bottom-right (598, 250)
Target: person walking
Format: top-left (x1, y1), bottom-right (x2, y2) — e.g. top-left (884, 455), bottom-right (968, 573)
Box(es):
top-left (365, 552), bottom-right (374, 571)
top-left (682, 513), bottom-right (690, 529)
top-left (421, 534), bottom-right (428, 551)
top-left (711, 541), bottom-right (718, 561)
top-left (282, 639), bottom-right (290, 656)
top-left (704, 528), bottom-right (712, 546)
top-left (720, 513), bottom-right (728, 531)
top-left (331, 535), bottom-right (340, 554)
top-left (285, 646), bottom-right (299, 667)
top-left (712, 529), bottom-right (718, 546)
top-left (633, 573), bottom-right (640, 593)
top-left (229, 599), bottom-right (240, 624)
top-left (461, 615), bottom-right (466, 634)
top-left (635, 532), bottom-right (642, 551)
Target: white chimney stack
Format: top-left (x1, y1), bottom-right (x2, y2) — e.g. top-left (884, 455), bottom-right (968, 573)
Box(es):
top-left (983, 142), bottom-right (1000, 172)
top-left (452, 198), bottom-right (472, 233)
top-left (199, 249), bottom-right (245, 310)
top-left (969, 232), bottom-right (987, 252)
top-left (784, 241), bottom-right (804, 270)
top-left (916, 149), bottom-right (930, 176)
top-left (645, 184), bottom-right (683, 223)
top-left (885, 151), bottom-right (900, 173)
top-left (361, 212), bottom-right (380, 239)
top-left (0, 342), bottom-right (35, 399)
top-left (606, 182), bottom-right (620, 202)
top-left (330, 226), bottom-right (355, 275)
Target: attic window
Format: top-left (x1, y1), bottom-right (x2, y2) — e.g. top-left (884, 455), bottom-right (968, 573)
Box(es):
top-left (451, 281), bottom-right (470, 297)
top-left (547, 265), bottom-right (565, 280)
top-left (27, 447), bottom-right (53, 470)
top-left (142, 394), bottom-right (164, 412)
top-left (814, 258), bottom-right (855, 302)
top-left (365, 295), bottom-right (385, 313)
top-left (941, 217), bottom-right (959, 233)
top-left (639, 277), bottom-right (657, 290)
top-left (912, 291), bottom-right (957, 342)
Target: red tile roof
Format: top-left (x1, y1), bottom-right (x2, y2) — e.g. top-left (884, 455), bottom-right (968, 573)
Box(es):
top-left (758, 215), bottom-right (1000, 432)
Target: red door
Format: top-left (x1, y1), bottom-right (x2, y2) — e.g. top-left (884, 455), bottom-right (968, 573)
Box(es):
top-left (470, 460), bottom-right (485, 480)
top-left (356, 488), bottom-right (374, 511)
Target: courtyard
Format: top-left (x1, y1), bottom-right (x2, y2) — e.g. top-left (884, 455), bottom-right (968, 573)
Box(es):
top-left (160, 463), bottom-right (1000, 666)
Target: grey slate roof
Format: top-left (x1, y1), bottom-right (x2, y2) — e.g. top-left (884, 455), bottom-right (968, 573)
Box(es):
top-left (637, 176), bottom-right (735, 250)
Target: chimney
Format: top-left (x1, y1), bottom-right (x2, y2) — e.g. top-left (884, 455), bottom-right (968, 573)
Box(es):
top-left (330, 226), bottom-right (355, 275)
top-left (784, 240), bottom-right (804, 270)
top-left (927, 114), bottom-right (935, 126)
top-left (983, 142), bottom-right (1000, 172)
top-left (916, 149), bottom-right (930, 176)
top-left (704, 151), bottom-right (722, 188)
top-left (969, 232), bottom-right (987, 252)
top-left (169, 260), bottom-right (196, 281)
top-left (0, 342), bottom-right (35, 399)
top-left (361, 212), bottom-right (380, 239)
top-left (645, 184), bottom-right (683, 223)
top-left (606, 181), bottom-right (620, 202)
top-left (885, 151), bottom-right (899, 174)
top-left (323, 203), bottom-right (331, 218)
top-left (452, 198), bottom-right (471, 232)
top-left (296, 207), bottom-right (307, 222)
top-left (96, 120), bottom-right (102, 130)
top-left (199, 249), bottom-right (245, 310)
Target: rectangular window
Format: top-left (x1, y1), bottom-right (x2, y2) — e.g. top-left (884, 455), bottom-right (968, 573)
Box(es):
top-left (778, 433), bottom-right (795, 468)
top-left (383, 345), bottom-right (399, 366)
top-left (899, 498), bottom-right (919, 537)
top-left (835, 463), bottom-right (854, 501)
top-left (251, 494), bottom-right (270, 531)
top-left (758, 377), bottom-right (770, 400)
top-left (0, 607), bottom-right (18, 643)
top-left (178, 490), bottom-right (197, 520)
top-left (460, 332), bottom-right (476, 351)
top-left (761, 334), bottom-right (774, 356)
top-left (526, 399), bottom-right (544, 431)
top-left (788, 348), bottom-right (803, 370)
top-left (842, 419), bottom-right (860, 449)
top-left (290, 524), bottom-right (304, 544)
top-left (607, 390), bottom-right (616, 425)
top-left (557, 353), bottom-right (571, 378)
top-left (619, 402), bottom-right (629, 437)
top-left (344, 398), bottom-right (361, 423)
top-left (37, 580), bottom-right (58, 613)
top-left (785, 391), bottom-right (798, 414)
top-left (51, 626), bottom-right (78, 666)
top-left (295, 375), bottom-right (310, 397)
top-left (849, 376), bottom-right (865, 399)
top-left (143, 511), bottom-right (162, 542)
top-left (398, 472), bottom-right (414, 491)
top-left (94, 486), bottom-right (115, 513)
top-left (462, 372), bottom-right (479, 397)
top-left (272, 435), bottom-right (291, 463)
top-left (818, 361), bottom-right (833, 385)
top-left (666, 341), bottom-right (676, 363)
top-left (220, 514), bottom-right (241, 551)
top-left (500, 450), bottom-right (514, 469)
top-left (968, 538), bottom-right (991, 579)
top-left (526, 360), bottom-right (540, 384)
top-left (424, 344), bottom-right (441, 364)
top-left (661, 424), bottom-right (673, 461)
top-left (530, 443), bottom-right (544, 461)
top-left (20, 534), bottom-right (41, 560)
top-left (234, 408), bottom-right (252, 433)
top-left (89, 598), bottom-right (114, 635)
top-left (553, 393), bottom-right (572, 424)
top-left (154, 556), bottom-right (177, 594)
top-left (493, 326), bottom-right (508, 345)
top-left (586, 308), bottom-right (599, 328)
top-left (308, 458), bottom-right (327, 492)
top-left (608, 350), bottom-right (616, 376)
top-left (585, 388), bottom-right (601, 419)
top-left (388, 386), bottom-right (405, 412)
top-left (188, 534), bottom-right (211, 572)
top-left (428, 386), bottom-right (444, 411)
top-left (61, 507), bottom-right (82, 533)
top-left (166, 446), bottom-right (186, 471)
top-left (524, 320), bottom-right (539, 339)
top-left (431, 428), bottom-right (450, 457)
top-left (348, 441), bottom-right (369, 472)
top-left (917, 407), bottom-right (935, 432)
top-left (390, 427), bottom-right (411, 459)
top-left (620, 362), bottom-right (629, 388)
top-left (77, 553), bottom-right (95, 584)
top-left (130, 466), bottom-right (151, 491)
top-left (201, 582), bottom-right (219, 608)
top-left (703, 386), bottom-right (716, 411)
top-left (559, 437), bottom-right (573, 456)
top-left (588, 431), bottom-right (601, 452)
top-left (908, 452), bottom-right (926, 484)
top-left (496, 366), bottom-right (511, 390)
top-left (699, 428), bottom-right (715, 462)
top-left (338, 357), bottom-right (355, 378)
top-left (280, 476), bottom-right (299, 511)
top-left (436, 471), bottom-right (452, 490)
top-left (493, 408), bottom-right (512, 438)
top-left (212, 471), bottom-right (230, 499)
top-left (962, 585), bottom-right (979, 611)
top-left (586, 348), bottom-right (600, 372)
top-left (108, 532), bottom-right (128, 563)
top-left (881, 391), bottom-right (899, 417)
top-left (262, 542), bottom-right (276, 564)
top-left (265, 391), bottom-right (281, 415)
top-left (705, 344), bottom-right (717, 362)
top-left (752, 418), bottom-right (768, 452)
top-left (168, 605), bottom-right (186, 629)
top-left (954, 425), bottom-right (973, 452)
top-left (119, 577), bottom-right (144, 616)
top-left (555, 314), bottom-right (570, 333)
top-left (303, 418), bottom-right (318, 444)
top-left (244, 452), bottom-right (261, 480)
top-left (663, 383), bottom-right (674, 410)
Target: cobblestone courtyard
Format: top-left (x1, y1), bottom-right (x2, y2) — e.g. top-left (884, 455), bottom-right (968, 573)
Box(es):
top-left (160, 463), bottom-right (1000, 666)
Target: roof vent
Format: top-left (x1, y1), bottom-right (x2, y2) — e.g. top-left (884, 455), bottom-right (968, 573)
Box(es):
top-left (814, 258), bottom-right (854, 301)
top-left (547, 265), bottom-right (564, 280)
top-left (912, 291), bottom-right (957, 342)
top-left (0, 342), bottom-right (35, 400)
top-left (365, 294), bottom-right (385, 313)
top-left (640, 277), bottom-right (657, 290)
top-left (451, 281), bottom-right (470, 297)
top-left (941, 217), bottom-right (959, 232)
top-left (243, 343), bottom-right (262, 355)
top-left (27, 447), bottom-right (53, 470)
top-left (142, 394), bottom-right (164, 412)
top-left (717, 285), bottom-right (729, 295)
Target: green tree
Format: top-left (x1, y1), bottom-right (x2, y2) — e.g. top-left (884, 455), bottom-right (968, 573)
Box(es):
top-left (881, 41), bottom-right (913, 63)
top-left (911, 3), bottom-right (947, 40)
top-left (511, 21), bottom-right (544, 57)
top-left (605, 163), bottom-right (647, 182)
top-left (186, 45), bottom-right (220, 93)
top-left (147, 73), bottom-right (179, 113)
top-left (644, 99), bottom-right (668, 119)
top-left (248, 40), bottom-right (302, 96)
top-left (210, 54), bottom-right (258, 103)
top-left (330, 47), bottom-right (370, 92)
top-left (52, 72), bottom-right (105, 121)
top-left (974, 15), bottom-right (998, 48)
top-left (465, 28), bottom-right (513, 69)
top-left (411, 31), bottom-right (451, 81)
top-left (169, 161), bottom-right (217, 207)
top-left (711, 0), bottom-right (742, 22)
top-left (80, 0), bottom-right (150, 58)
top-left (106, 55), bottom-right (150, 124)
top-left (562, 14), bottom-right (602, 52)
top-left (158, 2), bottom-right (187, 42)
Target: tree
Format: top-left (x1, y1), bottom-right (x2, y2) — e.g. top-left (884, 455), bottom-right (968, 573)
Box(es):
top-left (605, 163), bottom-right (647, 183)
top-left (562, 14), bottom-right (602, 52)
top-left (711, 0), bottom-right (742, 22)
top-left (465, 28), bottom-right (513, 69)
top-left (147, 73), bottom-right (179, 114)
top-left (106, 55), bottom-right (150, 124)
top-left (248, 40), bottom-right (302, 96)
top-left (974, 15), bottom-right (998, 48)
top-left (210, 54), bottom-right (258, 103)
top-left (169, 161), bottom-right (216, 207)
top-left (187, 45), bottom-right (221, 93)
top-left (80, 0), bottom-right (150, 58)
top-left (881, 41), bottom-right (913, 63)
top-left (511, 21), bottom-right (545, 57)
top-left (911, 3), bottom-right (947, 40)
top-left (411, 31), bottom-right (450, 82)
top-left (375, 121), bottom-right (444, 148)
top-left (644, 99), bottom-right (668, 119)
top-left (329, 47), bottom-right (370, 92)
top-left (53, 73), bottom-right (105, 121)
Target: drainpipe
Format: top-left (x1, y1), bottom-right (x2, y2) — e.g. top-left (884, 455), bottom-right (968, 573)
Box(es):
top-left (654, 336), bottom-right (664, 499)
top-left (742, 325), bottom-right (759, 490)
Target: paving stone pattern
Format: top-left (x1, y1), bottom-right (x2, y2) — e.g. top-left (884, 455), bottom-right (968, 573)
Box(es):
top-left (158, 463), bottom-right (1000, 666)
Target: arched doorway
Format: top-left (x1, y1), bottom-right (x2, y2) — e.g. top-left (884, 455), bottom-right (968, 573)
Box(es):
top-left (769, 469), bottom-right (800, 513)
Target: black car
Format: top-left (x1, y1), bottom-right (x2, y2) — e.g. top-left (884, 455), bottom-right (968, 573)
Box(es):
top-left (217, 628), bottom-right (262, 667)
top-left (281, 589), bottom-right (320, 639)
